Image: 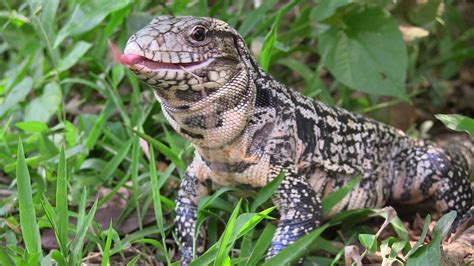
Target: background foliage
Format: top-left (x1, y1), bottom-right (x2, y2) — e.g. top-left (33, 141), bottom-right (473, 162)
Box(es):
top-left (0, 0), bottom-right (473, 265)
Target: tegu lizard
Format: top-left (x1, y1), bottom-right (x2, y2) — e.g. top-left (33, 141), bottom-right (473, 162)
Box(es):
top-left (118, 16), bottom-right (473, 264)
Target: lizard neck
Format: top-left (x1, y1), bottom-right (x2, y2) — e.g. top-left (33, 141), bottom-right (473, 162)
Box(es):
top-left (157, 32), bottom-right (267, 163)
top-left (159, 62), bottom-right (258, 153)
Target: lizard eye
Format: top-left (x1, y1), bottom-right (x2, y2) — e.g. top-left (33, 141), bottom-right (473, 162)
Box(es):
top-left (190, 26), bottom-right (207, 42)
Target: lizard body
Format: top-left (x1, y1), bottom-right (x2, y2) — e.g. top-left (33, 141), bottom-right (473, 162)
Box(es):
top-left (121, 16), bottom-right (473, 264)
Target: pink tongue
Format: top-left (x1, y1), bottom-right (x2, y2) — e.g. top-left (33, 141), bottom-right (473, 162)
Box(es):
top-left (108, 39), bottom-right (144, 65)
top-left (119, 54), bottom-right (144, 65)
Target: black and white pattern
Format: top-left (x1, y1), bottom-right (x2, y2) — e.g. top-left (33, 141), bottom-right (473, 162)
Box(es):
top-left (123, 16), bottom-right (473, 264)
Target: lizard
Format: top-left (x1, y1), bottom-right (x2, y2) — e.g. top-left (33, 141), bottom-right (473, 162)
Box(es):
top-left (117, 16), bottom-right (473, 264)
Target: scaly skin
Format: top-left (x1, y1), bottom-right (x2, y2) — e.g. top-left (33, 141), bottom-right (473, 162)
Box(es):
top-left (121, 16), bottom-right (473, 264)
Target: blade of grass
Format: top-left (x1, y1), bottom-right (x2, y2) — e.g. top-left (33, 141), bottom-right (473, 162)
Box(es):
top-left (258, 0), bottom-right (301, 70)
top-left (131, 129), bottom-right (185, 170)
top-left (126, 255), bottom-right (141, 266)
top-left (251, 171), bottom-right (284, 212)
top-left (98, 171), bottom-right (130, 207)
top-left (322, 175), bottom-right (362, 216)
top-left (71, 200), bottom-right (98, 265)
top-left (101, 221), bottom-right (114, 266)
top-left (0, 116), bottom-right (13, 140)
top-left (262, 223), bottom-right (329, 266)
top-left (56, 146), bottom-right (69, 258)
top-left (0, 247), bottom-right (15, 266)
top-left (235, 207), bottom-right (276, 239)
top-left (246, 223), bottom-right (276, 266)
top-left (130, 136), bottom-right (142, 230)
top-left (237, 231), bottom-right (254, 266)
top-left (404, 214), bottom-right (431, 259)
top-left (214, 199), bottom-right (242, 266)
top-left (16, 138), bottom-right (41, 260)
top-left (94, 74), bottom-right (131, 126)
top-left (85, 101), bottom-right (115, 150)
top-left (98, 138), bottom-right (132, 181)
top-left (189, 245), bottom-right (219, 266)
top-left (41, 197), bottom-right (67, 265)
top-left (149, 144), bottom-right (170, 263)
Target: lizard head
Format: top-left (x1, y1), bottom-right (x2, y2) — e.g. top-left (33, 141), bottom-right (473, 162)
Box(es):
top-left (121, 16), bottom-right (259, 149)
top-left (121, 16), bottom-right (251, 105)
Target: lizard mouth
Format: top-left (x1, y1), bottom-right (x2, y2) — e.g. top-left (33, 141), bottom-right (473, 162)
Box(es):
top-left (108, 40), bottom-right (213, 71)
top-left (119, 53), bottom-right (214, 71)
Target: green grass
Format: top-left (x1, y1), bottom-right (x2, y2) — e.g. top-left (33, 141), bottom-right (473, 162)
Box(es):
top-left (0, 0), bottom-right (473, 265)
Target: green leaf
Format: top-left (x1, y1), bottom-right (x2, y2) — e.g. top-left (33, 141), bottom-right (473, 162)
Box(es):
top-left (405, 214), bottom-right (430, 259)
top-left (101, 221), bottom-right (114, 266)
top-left (0, 116), bottom-right (13, 140)
top-left (359, 234), bottom-right (377, 252)
top-left (25, 82), bottom-right (62, 123)
top-left (322, 175), bottom-right (362, 216)
top-left (318, 6), bottom-right (408, 98)
top-left (0, 247), bottom-right (14, 266)
top-left (258, 0), bottom-right (301, 71)
top-left (238, 0), bottom-right (278, 37)
top-left (251, 171), bottom-right (284, 212)
top-left (131, 129), bottom-right (186, 171)
top-left (71, 200), bottom-right (98, 265)
top-left (16, 138), bottom-right (41, 258)
top-left (172, 0), bottom-right (191, 15)
top-left (29, 0), bottom-right (60, 62)
top-left (0, 77), bottom-right (33, 118)
top-left (310, 0), bottom-right (352, 22)
top-left (406, 211), bottom-right (456, 266)
top-left (84, 101), bottom-right (115, 150)
top-left (262, 224), bottom-right (329, 265)
top-left (15, 121), bottom-right (48, 133)
top-left (104, 5), bottom-right (131, 37)
top-left (435, 114), bottom-right (474, 137)
top-left (64, 121), bottom-right (77, 147)
top-left (189, 245), bottom-right (219, 266)
top-left (41, 196), bottom-right (57, 234)
top-left (58, 41), bottom-right (92, 72)
top-left (130, 136), bottom-right (142, 229)
top-left (126, 255), bottom-right (140, 266)
top-left (246, 223), bottom-right (276, 266)
top-left (50, 249), bottom-right (66, 266)
top-left (98, 138), bottom-right (133, 181)
top-left (149, 144), bottom-right (170, 263)
top-left (408, 0), bottom-right (442, 26)
top-left (234, 207), bottom-right (275, 239)
top-left (56, 146), bottom-right (69, 258)
top-left (214, 199), bottom-right (242, 266)
top-left (54, 0), bottom-right (132, 47)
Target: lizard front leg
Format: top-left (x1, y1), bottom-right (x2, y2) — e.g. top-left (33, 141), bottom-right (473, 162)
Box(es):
top-left (175, 167), bottom-right (209, 265)
top-left (266, 167), bottom-right (323, 259)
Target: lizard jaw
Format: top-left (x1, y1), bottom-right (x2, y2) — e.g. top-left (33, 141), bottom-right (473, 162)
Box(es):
top-left (108, 40), bottom-right (214, 72)
top-left (119, 53), bottom-right (215, 72)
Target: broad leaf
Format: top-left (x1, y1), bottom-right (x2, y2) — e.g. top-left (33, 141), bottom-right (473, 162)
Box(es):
top-left (15, 121), bottom-right (48, 133)
top-left (0, 77), bottom-right (33, 118)
top-left (406, 211), bottom-right (456, 266)
top-left (318, 6), bottom-right (408, 98)
top-left (54, 0), bottom-right (132, 47)
top-left (435, 114), bottom-right (474, 138)
top-left (58, 41), bottom-right (93, 72)
top-left (25, 82), bottom-right (62, 123)
top-left (310, 0), bottom-right (352, 22)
